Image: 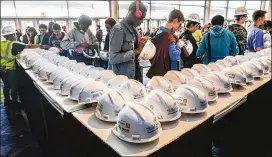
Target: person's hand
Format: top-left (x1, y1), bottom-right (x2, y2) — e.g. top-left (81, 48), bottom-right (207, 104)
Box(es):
top-left (79, 42), bottom-right (90, 47)
top-left (135, 37), bottom-right (149, 55)
top-left (176, 39), bottom-right (185, 48)
top-left (134, 49), bottom-right (140, 55)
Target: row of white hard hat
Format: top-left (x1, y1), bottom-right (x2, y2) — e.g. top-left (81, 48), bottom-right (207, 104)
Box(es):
top-left (110, 51), bottom-right (271, 143)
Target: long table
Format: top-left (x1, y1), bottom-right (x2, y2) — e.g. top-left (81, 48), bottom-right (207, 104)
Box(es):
top-left (16, 59), bottom-right (271, 156)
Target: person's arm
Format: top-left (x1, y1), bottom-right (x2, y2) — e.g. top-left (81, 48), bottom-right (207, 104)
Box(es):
top-left (196, 34), bottom-right (207, 57)
top-left (109, 26), bottom-right (135, 64)
top-left (11, 42), bottom-right (39, 56)
top-left (89, 30), bottom-right (98, 44)
top-left (253, 31), bottom-right (264, 51)
top-left (60, 30), bottom-right (79, 50)
top-left (34, 35), bottom-right (39, 44)
top-left (168, 42), bottom-right (181, 70)
top-left (48, 35), bottom-right (53, 47)
top-left (230, 33), bottom-right (239, 55)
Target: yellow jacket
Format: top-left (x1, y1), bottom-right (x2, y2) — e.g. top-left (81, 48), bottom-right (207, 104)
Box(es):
top-left (192, 30), bottom-right (203, 46)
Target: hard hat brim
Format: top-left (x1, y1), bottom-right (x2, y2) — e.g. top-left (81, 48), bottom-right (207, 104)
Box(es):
top-left (2, 31), bottom-right (16, 36)
top-left (112, 125), bottom-right (162, 143)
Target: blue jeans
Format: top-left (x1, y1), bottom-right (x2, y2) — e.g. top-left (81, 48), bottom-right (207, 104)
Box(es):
top-left (0, 70), bottom-right (18, 107)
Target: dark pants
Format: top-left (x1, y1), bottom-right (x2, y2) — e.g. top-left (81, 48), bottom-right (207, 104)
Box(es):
top-left (0, 70), bottom-right (18, 108)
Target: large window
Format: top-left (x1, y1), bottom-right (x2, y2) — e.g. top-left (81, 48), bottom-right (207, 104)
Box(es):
top-left (245, 1), bottom-right (261, 10)
top-left (15, 1), bottom-right (68, 18)
top-left (68, 1), bottom-right (110, 18)
top-left (21, 21), bottom-right (34, 34)
top-left (228, 1), bottom-right (245, 8)
top-left (1, 1), bottom-right (16, 17)
top-left (2, 21), bottom-right (16, 29)
top-left (150, 2), bottom-right (179, 19)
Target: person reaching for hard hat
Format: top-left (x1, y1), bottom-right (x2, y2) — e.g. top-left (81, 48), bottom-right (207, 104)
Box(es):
top-left (60, 14), bottom-right (99, 65)
top-left (109, 1), bottom-right (147, 81)
top-left (1, 26), bottom-right (39, 114)
top-left (228, 7), bottom-right (249, 55)
top-left (179, 13), bottom-right (202, 68)
top-left (147, 9), bottom-right (185, 78)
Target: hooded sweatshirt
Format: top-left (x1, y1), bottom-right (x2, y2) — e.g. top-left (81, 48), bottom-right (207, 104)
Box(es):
top-left (60, 22), bottom-right (97, 51)
top-left (196, 25), bottom-right (238, 64)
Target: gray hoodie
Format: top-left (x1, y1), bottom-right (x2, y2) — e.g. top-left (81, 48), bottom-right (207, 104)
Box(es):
top-left (60, 22), bottom-right (97, 51)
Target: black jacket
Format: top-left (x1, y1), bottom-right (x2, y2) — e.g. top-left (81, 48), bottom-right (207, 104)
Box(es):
top-left (180, 30), bottom-right (199, 68)
top-left (96, 29), bottom-right (103, 42)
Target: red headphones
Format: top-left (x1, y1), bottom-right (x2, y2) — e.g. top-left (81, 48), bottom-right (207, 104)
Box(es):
top-left (135, 0), bottom-right (142, 19)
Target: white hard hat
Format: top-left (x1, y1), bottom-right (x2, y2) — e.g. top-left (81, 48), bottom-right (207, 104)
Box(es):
top-left (54, 57), bottom-right (70, 66)
top-left (221, 68), bottom-right (247, 86)
top-left (48, 47), bottom-right (60, 54)
top-left (25, 55), bottom-right (43, 67)
top-left (191, 64), bottom-right (212, 77)
top-left (38, 64), bottom-right (57, 81)
top-left (52, 72), bottom-right (74, 89)
top-left (87, 68), bottom-right (104, 79)
top-left (95, 90), bottom-right (127, 122)
top-left (250, 58), bottom-right (268, 74)
top-left (259, 57), bottom-right (271, 72)
top-left (244, 52), bottom-right (260, 60)
top-left (183, 40), bottom-right (194, 55)
top-left (173, 85), bottom-right (208, 114)
top-left (223, 56), bottom-right (239, 66)
top-left (24, 54), bottom-right (40, 66)
top-left (235, 55), bottom-right (250, 64)
top-left (119, 80), bottom-right (147, 103)
top-left (234, 6), bottom-right (248, 16)
top-left (112, 103), bottom-right (162, 143)
top-left (61, 60), bottom-right (78, 70)
top-left (48, 54), bottom-right (59, 64)
top-left (18, 51), bottom-right (37, 62)
top-left (107, 75), bottom-right (129, 90)
top-left (180, 68), bottom-right (200, 82)
top-left (187, 13), bottom-right (201, 23)
top-left (146, 76), bottom-right (174, 94)
top-left (99, 50), bottom-right (109, 61)
top-left (50, 55), bottom-right (61, 64)
top-left (78, 82), bottom-right (109, 104)
top-left (138, 40), bottom-right (156, 60)
top-left (59, 74), bottom-right (84, 96)
top-left (32, 59), bottom-right (49, 73)
top-left (95, 70), bottom-right (117, 85)
top-left (144, 90), bottom-right (181, 122)
top-left (242, 62), bottom-right (263, 78)
top-left (233, 65), bottom-right (254, 83)
top-left (208, 62), bottom-right (225, 72)
top-left (255, 57), bottom-right (271, 74)
top-left (43, 53), bottom-right (58, 61)
top-left (188, 77), bottom-right (218, 102)
top-left (47, 67), bottom-right (69, 83)
top-left (69, 63), bottom-right (86, 74)
top-left (1, 26), bottom-right (15, 36)
top-left (78, 66), bottom-right (95, 77)
top-left (216, 60), bottom-right (232, 68)
top-left (205, 72), bottom-right (232, 93)
top-left (22, 52), bottom-right (39, 62)
top-left (69, 79), bottom-right (95, 101)
top-left (164, 71), bottom-right (187, 90)
top-left (256, 48), bottom-right (271, 56)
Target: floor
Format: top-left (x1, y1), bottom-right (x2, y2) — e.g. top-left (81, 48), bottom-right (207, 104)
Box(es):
top-left (0, 104), bottom-right (44, 157)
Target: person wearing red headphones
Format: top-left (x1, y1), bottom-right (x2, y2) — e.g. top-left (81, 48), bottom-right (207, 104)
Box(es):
top-left (109, 0), bottom-right (147, 82)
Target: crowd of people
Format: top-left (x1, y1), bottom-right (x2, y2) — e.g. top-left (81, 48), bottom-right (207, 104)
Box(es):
top-left (1, 1), bottom-right (272, 115)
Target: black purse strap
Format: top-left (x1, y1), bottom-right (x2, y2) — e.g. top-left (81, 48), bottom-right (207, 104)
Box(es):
top-left (207, 32), bottom-right (212, 63)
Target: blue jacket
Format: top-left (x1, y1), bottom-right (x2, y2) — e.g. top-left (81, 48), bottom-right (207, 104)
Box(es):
top-left (196, 25), bottom-right (239, 64)
top-left (156, 26), bottom-right (181, 70)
